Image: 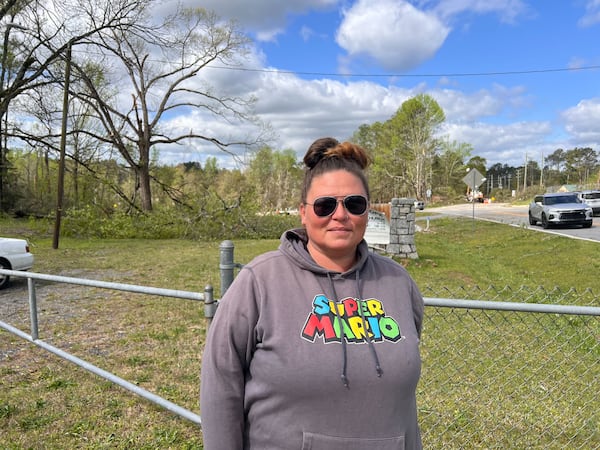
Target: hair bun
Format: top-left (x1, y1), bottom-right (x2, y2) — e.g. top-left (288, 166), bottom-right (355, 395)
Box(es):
top-left (303, 137), bottom-right (369, 170)
top-left (303, 137), bottom-right (340, 169)
top-left (331, 141), bottom-right (370, 169)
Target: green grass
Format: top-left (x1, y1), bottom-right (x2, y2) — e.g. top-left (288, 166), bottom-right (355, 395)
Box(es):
top-left (0, 217), bottom-right (598, 449)
top-left (407, 217), bottom-right (600, 299)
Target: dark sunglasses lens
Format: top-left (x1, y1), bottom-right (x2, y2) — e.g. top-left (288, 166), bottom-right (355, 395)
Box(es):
top-left (313, 197), bottom-right (338, 216)
top-left (344, 196), bottom-right (368, 215)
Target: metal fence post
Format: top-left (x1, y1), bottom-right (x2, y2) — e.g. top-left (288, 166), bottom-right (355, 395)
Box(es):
top-left (219, 240), bottom-right (235, 297)
top-left (27, 277), bottom-right (39, 340)
top-left (203, 284), bottom-right (215, 329)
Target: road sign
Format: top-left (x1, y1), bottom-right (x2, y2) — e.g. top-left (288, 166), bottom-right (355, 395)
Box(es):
top-left (463, 168), bottom-right (486, 227)
top-left (463, 168), bottom-right (486, 188)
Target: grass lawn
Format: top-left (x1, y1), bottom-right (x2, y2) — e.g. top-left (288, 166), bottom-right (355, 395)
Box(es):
top-left (0, 217), bottom-right (598, 448)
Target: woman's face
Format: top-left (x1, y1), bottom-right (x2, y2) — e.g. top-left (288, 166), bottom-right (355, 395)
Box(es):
top-left (300, 169), bottom-right (369, 265)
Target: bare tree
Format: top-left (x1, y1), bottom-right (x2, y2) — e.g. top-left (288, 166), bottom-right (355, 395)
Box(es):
top-left (18, 73), bottom-right (125, 210)
top-left (0, 0), bottom-right (149, 210)
top-left (69, 6), bottom-right (266, 211)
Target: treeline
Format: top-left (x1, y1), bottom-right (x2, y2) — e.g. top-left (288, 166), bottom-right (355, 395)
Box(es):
top-left (5, 94), bottom-right (600, 241)
top-left (487, 147), bottom-right (600, 194)
top-left (7, 124), bottom-right (600, 232)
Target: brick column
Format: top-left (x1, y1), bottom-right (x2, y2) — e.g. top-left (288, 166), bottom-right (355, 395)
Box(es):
top-left (386, 198), bottom-right (418, 259)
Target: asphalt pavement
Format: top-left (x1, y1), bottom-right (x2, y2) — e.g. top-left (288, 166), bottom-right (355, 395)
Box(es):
top-left (424, 202), bottom-right (600, 243)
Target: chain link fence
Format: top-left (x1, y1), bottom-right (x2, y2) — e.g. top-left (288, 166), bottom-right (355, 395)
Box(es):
top-left (418, 285), bottom-right (599, 450)
top-left (1, 274), bottom-right (598, 449)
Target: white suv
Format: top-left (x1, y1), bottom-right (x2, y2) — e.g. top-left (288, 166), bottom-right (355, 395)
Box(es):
top-left (528, 193), bottom-right (593, 229)
top-left (576, 190), bottom-right (600, 216)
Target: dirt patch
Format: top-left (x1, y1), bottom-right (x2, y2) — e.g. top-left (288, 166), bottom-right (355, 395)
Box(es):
top-left (0, 269), bottom-right (134, 361)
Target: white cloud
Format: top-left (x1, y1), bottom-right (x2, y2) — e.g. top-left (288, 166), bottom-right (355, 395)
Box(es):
top-left (300, 25), bottom-right (328, 42)
top-left (336, 0), bottom-right (449, 71)
top-left (442, 120), bottom-right (554, 166)
top-left (157, 59), bottom-right (547, 169)
top-left (431, 0), bottom-right (531, 23)
top-left (433, 88), bottom-right (506, 122)
top-left (562, 98), bottom-right (600, 143)
top-left (435, 84), bottom-right (531, 121)
top-left (232, 73), bottom-right (417, 156)
top-left (578, 0), bottom-right (600, 27)
top-left (153, 0), bottom-right (338, 41)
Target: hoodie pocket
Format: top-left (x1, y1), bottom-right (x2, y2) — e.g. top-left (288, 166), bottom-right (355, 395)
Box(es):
top-left (301, 432), bottom-right (404, 450)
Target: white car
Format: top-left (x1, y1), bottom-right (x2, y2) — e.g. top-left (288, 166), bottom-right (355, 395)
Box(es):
top-left (576, 190), bottom-right (600, 216)
top-left (528, 193), bottom-right (593, 229)
top-left (0, 237), bottom-right (34, 289)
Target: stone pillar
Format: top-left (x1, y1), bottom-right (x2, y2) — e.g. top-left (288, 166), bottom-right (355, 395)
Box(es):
top-left (386, 198), bottom-right (418, 259)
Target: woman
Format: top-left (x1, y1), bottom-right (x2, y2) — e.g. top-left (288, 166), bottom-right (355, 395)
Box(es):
top-left (200, 137), bottom-right (424, 450)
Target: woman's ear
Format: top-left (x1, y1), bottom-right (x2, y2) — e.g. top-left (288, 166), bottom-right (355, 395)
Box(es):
top-left (299, 202), bottom-right (307, 226)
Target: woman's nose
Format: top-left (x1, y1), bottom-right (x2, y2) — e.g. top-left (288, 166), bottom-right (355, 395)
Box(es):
top-left (331, 199), bottom-right (348, 219)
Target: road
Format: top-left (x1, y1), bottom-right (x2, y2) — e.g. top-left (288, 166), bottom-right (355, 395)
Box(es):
top-left (424, 202), bottom-right (600, 243)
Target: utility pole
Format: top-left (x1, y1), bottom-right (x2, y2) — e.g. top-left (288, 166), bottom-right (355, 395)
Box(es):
top-left (53, 43), bottom-right (71, 249)
top-left (523, 153), bottom-right (528, 191)
top-left (540, 152), bottom-right (544, 188)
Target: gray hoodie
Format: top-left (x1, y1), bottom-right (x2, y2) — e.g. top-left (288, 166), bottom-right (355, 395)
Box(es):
top-left (200, 229), bottom-right (424, 450)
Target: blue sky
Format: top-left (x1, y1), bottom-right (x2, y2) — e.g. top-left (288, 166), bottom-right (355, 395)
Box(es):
top-left (156, 0), bottom-right (600, 170)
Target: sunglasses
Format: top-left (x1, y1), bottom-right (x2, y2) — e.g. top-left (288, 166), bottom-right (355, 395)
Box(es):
top-left (305, 195), bottom-right (369, 217)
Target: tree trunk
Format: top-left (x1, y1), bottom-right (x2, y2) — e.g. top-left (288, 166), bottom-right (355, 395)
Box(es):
top-left (137, 163), bottom-right (153, 211)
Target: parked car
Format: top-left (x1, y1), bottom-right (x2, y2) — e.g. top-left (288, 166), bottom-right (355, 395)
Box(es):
top-left (528, 193), bottom-right (593, 229)
top-left (0, 237), bottom-right (34, 289)
top-left (576, 190), bottom-right (600, 216)
top-left (414, 200), bottom-right (425, 210)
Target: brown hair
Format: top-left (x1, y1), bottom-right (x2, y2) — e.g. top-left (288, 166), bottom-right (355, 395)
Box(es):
top-left (301, 137), bottom-right (371, 202)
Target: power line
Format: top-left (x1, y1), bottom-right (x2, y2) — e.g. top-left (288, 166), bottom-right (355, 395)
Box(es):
top-left (73, 46), bottom-right (600, 79)
top-left (206, 64), bottom-right (600, 78)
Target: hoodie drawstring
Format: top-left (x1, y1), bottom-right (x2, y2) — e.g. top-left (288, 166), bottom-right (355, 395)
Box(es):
top-left (354, 270), bottom-right (383, 378)
top-left (327, 270), bottom-right (383, 389)
top-left (327, 273), bottom-right (349, 388)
